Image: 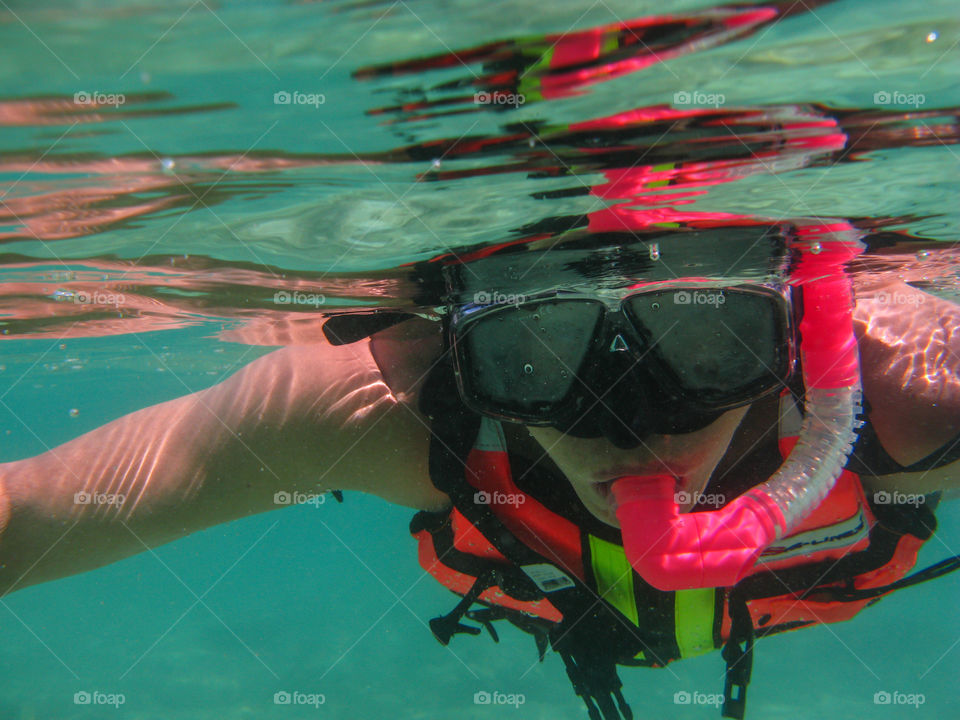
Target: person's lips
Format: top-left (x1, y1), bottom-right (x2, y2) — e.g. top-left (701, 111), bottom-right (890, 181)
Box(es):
top-left (594, 474), bottom-right (688, 512)
top-left (595, 479), bottom-right (615, 503)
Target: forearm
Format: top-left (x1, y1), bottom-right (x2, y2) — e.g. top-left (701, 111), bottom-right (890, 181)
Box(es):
top-left (0, 381), bottom-right (302, 594)
top-left (0, 342), bottom-right (443, 595)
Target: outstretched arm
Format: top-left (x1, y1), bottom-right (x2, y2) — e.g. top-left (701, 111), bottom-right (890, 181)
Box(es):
top-left (0, 327), bottom-right (447, 595)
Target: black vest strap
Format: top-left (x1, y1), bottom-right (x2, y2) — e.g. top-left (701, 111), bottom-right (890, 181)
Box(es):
top-left (721, 589), bottom-right (754, 720)
top-left (429, 568), bottom-right (498, 645)
top-left (411, 508), bottom-right (543, 602)
top-left (809, 553), bottom-right (960, 603)
top-left (734, 496), bottom-right (936, 616)
top-left (851, 426), bottom-right (960, 476)
top-left (551, 603), bottom-right (636, 720)
top-left (557, 648), bottom-right (634, 720)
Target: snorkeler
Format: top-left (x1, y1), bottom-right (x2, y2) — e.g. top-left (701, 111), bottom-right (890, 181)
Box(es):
top-left (327, 223), bottom-right (960, 719)
top-left (4, 16), bottom-right (960, 717)
top-left (1, 220), bottom-right (958, 720)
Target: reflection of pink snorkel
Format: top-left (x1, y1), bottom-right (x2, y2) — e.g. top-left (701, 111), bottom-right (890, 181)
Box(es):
top-left (613, 221), bottom-right (864, 590)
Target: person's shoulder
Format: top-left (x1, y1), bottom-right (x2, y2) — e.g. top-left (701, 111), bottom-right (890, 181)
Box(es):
top-left (853, 282), bottom-right (960, 477)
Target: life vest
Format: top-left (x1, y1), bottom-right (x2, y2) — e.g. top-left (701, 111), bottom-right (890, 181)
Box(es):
top-left (411, 389), bottom-right (938, 720)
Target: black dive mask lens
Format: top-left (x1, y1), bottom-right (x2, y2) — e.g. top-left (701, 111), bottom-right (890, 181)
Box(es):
top-left (451, 286), bottom-right (792, 434)
top-left (624, 287), bottom-right (790, 406)
top-left (453, 299), bottom-right (604, 423)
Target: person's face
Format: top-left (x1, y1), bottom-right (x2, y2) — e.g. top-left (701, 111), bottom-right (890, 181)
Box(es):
top-left (527, 405), bottom-right (749, 526)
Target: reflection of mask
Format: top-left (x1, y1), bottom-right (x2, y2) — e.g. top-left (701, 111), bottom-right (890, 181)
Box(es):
top-left (443, 228), bottom-right (789, 304)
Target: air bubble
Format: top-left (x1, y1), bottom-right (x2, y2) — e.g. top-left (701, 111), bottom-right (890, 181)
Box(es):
top-left (160, 157), bottom-right (175, 171)
top-left (522, 363), bottom-right (534, 374)
top-left (916, 250), bottom-right (930, 261)
top-left (651, 302), bottom-right (660, 310)
top-left (809, 242), bottom-right (822, 254)
top-left (926, 31), bottom-right (938, 42)
top-left (69, 408), bottom-right (79, 418)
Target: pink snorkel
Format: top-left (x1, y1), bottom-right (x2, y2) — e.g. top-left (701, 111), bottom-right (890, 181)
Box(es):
top-left (613, 223), bottom-right (864, 590)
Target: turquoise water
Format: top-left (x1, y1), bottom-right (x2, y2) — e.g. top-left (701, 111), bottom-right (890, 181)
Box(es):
top-left (1, 0), bottom-right (959, 717)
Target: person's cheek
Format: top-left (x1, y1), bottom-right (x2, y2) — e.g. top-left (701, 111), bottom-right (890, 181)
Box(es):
top-left (526, 428), bottom-right (609, 478)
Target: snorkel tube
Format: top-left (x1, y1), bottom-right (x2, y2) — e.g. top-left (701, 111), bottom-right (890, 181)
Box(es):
top-left (612, 222), bottom-right (864, 590)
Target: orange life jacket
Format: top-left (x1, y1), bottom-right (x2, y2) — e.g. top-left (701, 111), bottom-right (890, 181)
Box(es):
top-left (411, 392), bottom-right (937, 719)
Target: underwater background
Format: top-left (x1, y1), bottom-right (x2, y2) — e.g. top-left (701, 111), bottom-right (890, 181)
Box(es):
top-left (1, 0), bottom-right (958, 717)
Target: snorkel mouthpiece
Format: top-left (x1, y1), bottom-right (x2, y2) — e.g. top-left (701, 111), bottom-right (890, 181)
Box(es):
top-left (614, 223), bottom-right (864, 591)
top-left (613, 475), bottom-right (783, 590)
